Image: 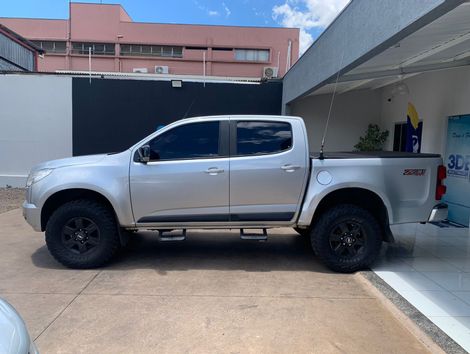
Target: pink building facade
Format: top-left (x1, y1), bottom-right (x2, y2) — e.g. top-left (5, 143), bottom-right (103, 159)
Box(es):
top-left (0, 3), bottom-right (299, 78)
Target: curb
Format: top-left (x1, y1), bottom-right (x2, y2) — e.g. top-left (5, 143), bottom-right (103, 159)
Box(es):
top-left (358, 271), bottom-right (467, 354)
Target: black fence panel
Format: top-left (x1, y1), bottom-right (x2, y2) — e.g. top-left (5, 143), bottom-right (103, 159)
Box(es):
top-left (72, 78), bottom-right (282, 155)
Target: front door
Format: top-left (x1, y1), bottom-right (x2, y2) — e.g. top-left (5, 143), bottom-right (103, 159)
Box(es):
top-left (229, 119), bottom-right (308, 222)
top-left (130, 120), bottom-right (230, 224)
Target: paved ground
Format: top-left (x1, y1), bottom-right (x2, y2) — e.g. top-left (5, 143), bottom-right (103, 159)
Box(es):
top-left (0, 203), bottom-right (433, 353)
top-left (0, 187), bottom-right (24, 213)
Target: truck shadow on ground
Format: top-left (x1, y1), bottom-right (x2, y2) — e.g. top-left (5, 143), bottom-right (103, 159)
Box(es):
top-left (31, 230), bottom-right (334, 273)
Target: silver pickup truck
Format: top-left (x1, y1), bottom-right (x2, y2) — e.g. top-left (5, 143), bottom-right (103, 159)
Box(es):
top-left (23, 115), bottom-right (447, 272)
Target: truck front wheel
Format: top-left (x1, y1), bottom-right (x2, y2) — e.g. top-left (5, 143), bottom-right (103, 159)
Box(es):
top-left (45, 199), bottom-right (120, 269)
top-left (310, 204), bottom-right (382, 273)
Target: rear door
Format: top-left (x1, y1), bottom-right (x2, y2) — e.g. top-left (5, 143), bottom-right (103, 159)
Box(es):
top-left (229, 118), bottom-right (309, 222)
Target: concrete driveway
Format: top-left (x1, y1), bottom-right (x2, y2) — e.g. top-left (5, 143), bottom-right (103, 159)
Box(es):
top-left (0, 208), bottom-right (431, 353)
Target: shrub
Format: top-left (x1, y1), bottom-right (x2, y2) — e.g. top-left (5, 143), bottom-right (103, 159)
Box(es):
top-left (354, 124), bottom-right (389, 151)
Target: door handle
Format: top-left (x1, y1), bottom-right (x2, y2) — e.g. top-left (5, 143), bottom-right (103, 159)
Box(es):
top-left (204, 167), bottom-right (224, 175)
top-left (281, 164), bottom-right (301, 172)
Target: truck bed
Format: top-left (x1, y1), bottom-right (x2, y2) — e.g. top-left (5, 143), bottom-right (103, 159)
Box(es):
top-left (310, 151), bottom-right (441, 159)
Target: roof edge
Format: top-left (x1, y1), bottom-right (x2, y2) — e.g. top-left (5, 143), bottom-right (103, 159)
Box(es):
top-left (0, 23), bottom-right (44, 53)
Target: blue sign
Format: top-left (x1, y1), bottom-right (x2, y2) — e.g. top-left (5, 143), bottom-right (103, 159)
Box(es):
top-left (444, 115), bottom-right (470, 226)
top-left (406, 103), bottom-right (423, 153)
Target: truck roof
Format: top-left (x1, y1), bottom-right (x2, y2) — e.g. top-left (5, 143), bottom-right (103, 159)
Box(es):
top-left (180, 115), bottom-right (303, 122)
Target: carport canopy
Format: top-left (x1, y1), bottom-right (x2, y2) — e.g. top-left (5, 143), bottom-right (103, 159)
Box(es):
top-left (282, 0), bottom-right (470, 102)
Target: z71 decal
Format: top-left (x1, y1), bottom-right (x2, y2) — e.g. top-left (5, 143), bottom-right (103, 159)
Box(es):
top-left (403, 169), bottom-right (426, 176)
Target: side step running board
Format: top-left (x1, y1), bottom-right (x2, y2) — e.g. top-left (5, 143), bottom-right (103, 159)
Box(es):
top-left (240, 228), bottom-right (268, 241)
top-left (158, 229), bottom-right (186, 241)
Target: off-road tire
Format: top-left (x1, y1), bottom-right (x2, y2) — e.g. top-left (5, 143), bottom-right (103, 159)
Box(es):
top-left (310, 204), bottom-right (382, 273)
top-left (45, 199), bottom-right (120, 269)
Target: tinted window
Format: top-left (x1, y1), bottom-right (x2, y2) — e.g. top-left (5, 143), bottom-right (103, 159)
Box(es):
top-left (148, 122), bottom-right (220, 161)
top-left (236, 121), bottom-right (292, 156)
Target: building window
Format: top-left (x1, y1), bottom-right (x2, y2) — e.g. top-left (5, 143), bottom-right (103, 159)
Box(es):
top-left (120, 44), bottom-right (183, 58)
top-left (31, 40), bottom-right (66, 53)
top-left (71, 42), bottom-right (115, 55)
top-left (212, 47), bottom-right (233, 52)
top-left (393, 123), bottom-right (407, 152)
top-left (234, 49), bottom-right (269, 62)
top-left (185, 46), bottom-right (208, 50)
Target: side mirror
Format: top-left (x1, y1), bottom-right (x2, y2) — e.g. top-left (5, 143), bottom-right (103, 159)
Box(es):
top-left (137, 145), bottom-right (150, 163)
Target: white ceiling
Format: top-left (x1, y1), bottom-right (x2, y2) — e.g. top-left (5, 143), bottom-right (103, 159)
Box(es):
top-left (310, 2), bottom-right (470, 96)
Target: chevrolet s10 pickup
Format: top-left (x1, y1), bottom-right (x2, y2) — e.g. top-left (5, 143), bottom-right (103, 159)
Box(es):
top-left (23, 115), bottom-right (448, 272)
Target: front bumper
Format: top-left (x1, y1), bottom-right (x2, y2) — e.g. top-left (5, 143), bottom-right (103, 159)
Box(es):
top-left (428, 203), bottom-right (448, 222)
top-left (22, 201), bottom-right (42, 232)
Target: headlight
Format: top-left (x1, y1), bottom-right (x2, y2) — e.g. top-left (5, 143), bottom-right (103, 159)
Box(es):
top-left (26, 168), bottom-right (53, 187)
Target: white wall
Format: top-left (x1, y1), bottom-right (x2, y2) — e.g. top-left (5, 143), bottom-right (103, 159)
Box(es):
top-left (380, 66), bottom-right (470, 155)
top-left (290, 89), bottom-right (382, 151)
top-left (289, 66), bottom-right (470, 155)
top-left (0, 74), bottom-right (73, 187)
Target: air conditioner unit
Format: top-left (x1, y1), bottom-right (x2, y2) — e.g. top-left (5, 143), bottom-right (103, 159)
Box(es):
top-left (133, 68), bottom-right (148, 73)
top-left (263, 66), bottom-right (279, 79)
top-left (155, 65), bottom-right (169, 74)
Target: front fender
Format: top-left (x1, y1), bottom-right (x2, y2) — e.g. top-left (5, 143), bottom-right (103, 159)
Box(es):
top-left (31, 151), bottom-right (134, 227)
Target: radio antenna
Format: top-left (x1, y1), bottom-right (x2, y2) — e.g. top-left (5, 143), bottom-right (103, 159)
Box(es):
top-left (319, 51), bottom-right (345, 160)
top-left (183, 98), bottom-right (196, 118)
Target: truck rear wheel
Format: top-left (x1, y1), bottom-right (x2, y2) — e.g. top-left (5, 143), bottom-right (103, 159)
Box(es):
top-left (45, 199), bottom-right (120, 269)
top-left (310, 204), bottom-right (382, 273)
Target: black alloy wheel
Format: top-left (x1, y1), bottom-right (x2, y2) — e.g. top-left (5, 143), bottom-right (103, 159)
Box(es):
top-left (61, 217), bottom-right (101, 254)
top-left (328, 220), bottom-right (365, 257)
